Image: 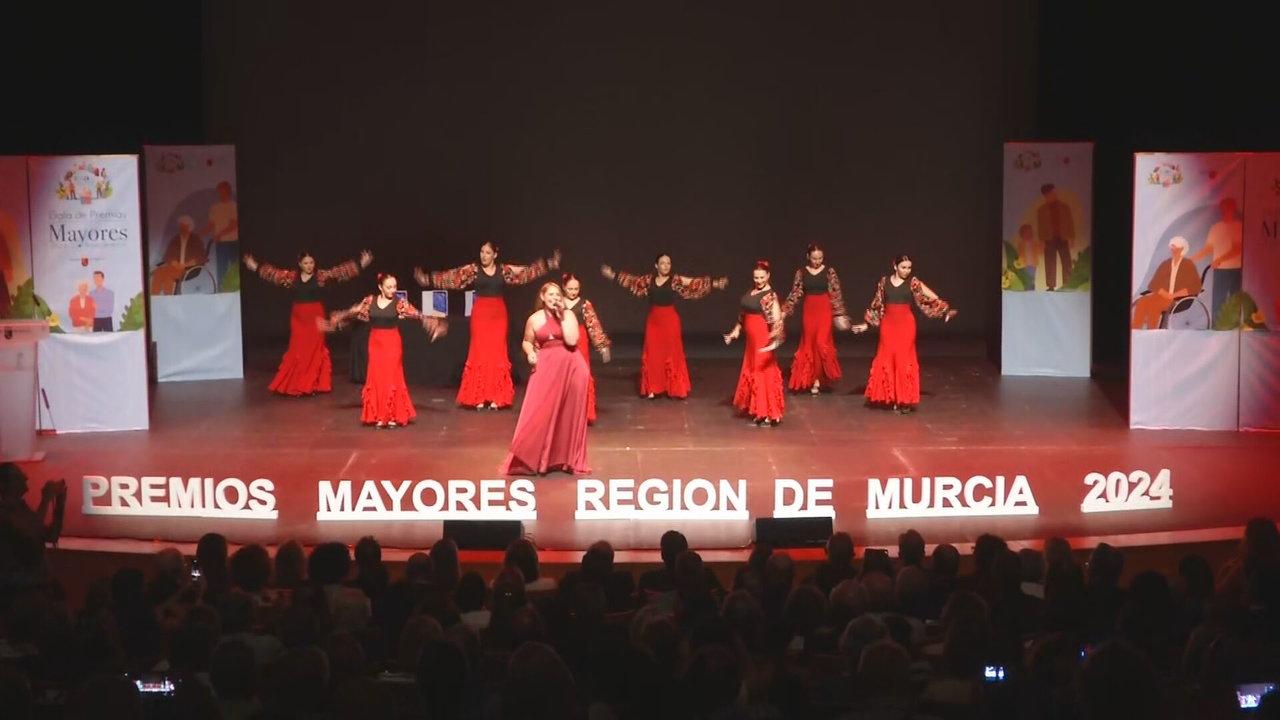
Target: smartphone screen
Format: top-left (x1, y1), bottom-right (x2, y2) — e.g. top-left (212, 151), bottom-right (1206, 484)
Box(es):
top-left (983, 665), bottom-right (1007, 683)
top-left (132, 675), bottom-right (177, 696)
top-left (1236, 683), bottom-right (1276, 710)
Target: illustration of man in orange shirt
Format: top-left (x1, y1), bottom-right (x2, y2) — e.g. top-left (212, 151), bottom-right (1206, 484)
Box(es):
top-left (1188, 197), bottom-right (1242, 319)
top-left (68, 281), bottom-right (96, 330)
top-left (1038, 184), bottom-right (1076, 291)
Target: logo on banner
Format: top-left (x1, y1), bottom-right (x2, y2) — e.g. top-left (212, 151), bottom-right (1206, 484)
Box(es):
top-left (154, 152), bottom-right (186, 174)
top-left (56, 162), bottom-right (113, 204)
top-left (1146, 163), bottom-right (1183, 187)
top-left (1013, 151), bottom-right (1042, 171)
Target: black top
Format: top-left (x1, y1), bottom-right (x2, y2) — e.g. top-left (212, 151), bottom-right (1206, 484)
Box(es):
top-left (883, 277), bottom-right (913, 304)
top-left (368, 298), bottom-right (400, 329)
top-left (802, 268), bottom-right (829, 294)
top-left (293, 275), bottom-right (321, 303)
top-left (568, 299), bottom-right (586, 325)
top-left (475, 267), bottom-right (505, 297)
top-left (648, 277), bottom-right (675, 306)
top-left (740, 290), bottom-right (767, 314)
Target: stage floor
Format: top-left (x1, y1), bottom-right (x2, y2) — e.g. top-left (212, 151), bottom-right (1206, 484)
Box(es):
top-left (23, 341), bottom-right (1279, 553)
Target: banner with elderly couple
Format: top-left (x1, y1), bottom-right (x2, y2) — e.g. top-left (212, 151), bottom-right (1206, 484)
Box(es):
top-left (1130, 153), bottom-right (1244, 430)
top-left (1001, 142), bottom-right (1093, 376)
top-left (28, 155), bottom-right (149, 432)
top-left (143, 145), bottom-right (244, 381)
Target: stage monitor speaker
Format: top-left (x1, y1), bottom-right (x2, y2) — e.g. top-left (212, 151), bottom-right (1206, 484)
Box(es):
top-left (754, 517), bottom-right (833, 548)
top-left (443, 520), bottom-right (524, 550)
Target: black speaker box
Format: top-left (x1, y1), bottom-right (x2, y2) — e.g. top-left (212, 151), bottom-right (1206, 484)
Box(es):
top-left (753, 516), bottom-right (833, 548)
top-left (442, 520), bottom-right (524, 550)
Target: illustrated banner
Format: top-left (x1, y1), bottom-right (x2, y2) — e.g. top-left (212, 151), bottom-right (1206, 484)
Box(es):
top-left (143, 145), bottom-right (244, 381)
top-left (1240, 154), bottom-right (1280, 430)
top-left (28, 155), bottom-right (149, 432)
top-left (0, 157), bottom-right (32, 319)
top-left (1130, 153), bottom-right (1243, 430)
top-left (1001, 142), bottom-right (1093, 376)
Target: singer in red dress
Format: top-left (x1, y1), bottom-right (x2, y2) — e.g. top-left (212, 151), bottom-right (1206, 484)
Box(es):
top-left (501, 282), bottom-right (591, 476)
top-left (601, 254), bottom-right (727, 398)
top-left (781, 244), bottom-right (852, 395)
top-left (416, 243), bottom-right (559, 410)
top-left (561, 273), bottom-right (611, 424)
top-left (851, 255), bottom-right (957, 413)
top-left (245, 250), bottom-right (371, 396)
top-left (724, 261), bottom-right (786, 426)
top-left (326, 273), bottom-right (447, 428)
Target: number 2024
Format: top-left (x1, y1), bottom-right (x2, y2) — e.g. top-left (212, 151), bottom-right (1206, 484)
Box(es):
top-left (1081, 469), bottom-right (1172, 512)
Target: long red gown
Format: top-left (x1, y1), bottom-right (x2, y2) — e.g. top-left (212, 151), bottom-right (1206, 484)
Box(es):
top-left (501, 314), bottom-right (591, 475)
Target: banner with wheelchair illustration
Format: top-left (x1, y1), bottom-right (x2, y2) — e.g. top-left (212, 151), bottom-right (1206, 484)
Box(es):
top-left (28, 155), bottom-right (149, 432)
top-left (0, 157), bottom-right (33, 320)
top-left (1130, 153), bottom-right (1247, 430)
top-left (1240, 154), bottom-right (1280, 430)
top-left (1001, 142), bottom-right (1093, 376)
top-left (142, 145), bottom-right (244, 381)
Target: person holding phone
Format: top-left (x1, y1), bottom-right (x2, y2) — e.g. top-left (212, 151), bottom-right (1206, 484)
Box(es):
top-left (323, 272), bottom-right (447, 428)
top-left (500, 281), bottom-right (591, 475)
top-left (0, 463), bottom-right (66, 585)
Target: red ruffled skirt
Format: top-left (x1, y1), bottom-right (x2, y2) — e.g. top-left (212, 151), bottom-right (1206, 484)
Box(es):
top-left (362, 327), bottom-right (415, 425)
top-left (576, 339), bottom-right (597, 423)
top-left (733, 314), bottom-right (785, 420)
top-left (865, 304), bottom-right (919, 407)
top-left (641, 305), bottom-right (691, 398)
top-left (269, 301), bottom-right (332, 396)
top-left (457, 296), bottom-right (515, 407)
top-left (788, 293), bottom-right (842, 391)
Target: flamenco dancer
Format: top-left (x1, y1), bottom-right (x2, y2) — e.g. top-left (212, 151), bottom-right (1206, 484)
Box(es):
top-left (851, 255), bottom-right (957, 413)
top-left (561, 273), bottom-right (612, 424)
top-left (724, 261), bottom-right (786, 426)
top-left (781, 244), bottom-right (852, 395)
top-left (501, 282), bottom-right (591, 476)
top-left (415, 243), bottom-right (560, 410)
top-left (243, 250), bottom-right (372, 396)
top-left (600, 254), bottom-right (727, 398)
top-left (324, 272), bottom-right (447, 428)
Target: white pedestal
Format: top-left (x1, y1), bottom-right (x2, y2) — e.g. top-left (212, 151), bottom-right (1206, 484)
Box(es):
top-left (0, 320), bottom-right (50, 461)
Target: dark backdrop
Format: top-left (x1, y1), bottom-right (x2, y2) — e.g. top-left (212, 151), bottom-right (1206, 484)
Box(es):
top-left (5, 2), bottom-right (1275, 371)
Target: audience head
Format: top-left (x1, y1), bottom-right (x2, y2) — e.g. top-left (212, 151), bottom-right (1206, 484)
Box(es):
top-left (308, 542), bottom-right (352, 585)
top-left (229, 543), bottom-right (271, 594)
top-left (898, 529), bottom-right (925, 567)
top-left (660, 529), bottom-right (690, 571)
top-left (275, 539), bottom-right (307, 587)
top-left (826, 531), bottom-right (855, 566)
top-left (431, 538), bottom-right (461, 591)
top-left (504, 537), bottom-right (541, 583)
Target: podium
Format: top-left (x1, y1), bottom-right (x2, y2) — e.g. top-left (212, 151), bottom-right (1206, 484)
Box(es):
top-left (0, 320), bottom-right (49, 462)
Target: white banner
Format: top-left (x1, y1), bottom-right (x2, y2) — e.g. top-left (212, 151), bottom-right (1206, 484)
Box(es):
top-left (1001, 142), bottom-right (1093, 376)
top-left (28, 155), bottom-right (148, 432)
top-left (1130, 153), bottom-right (1243, 430)
top-left (0, 157), bottom-right (32, 319)
top-left (143, 145), bottom-right (243, 381)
